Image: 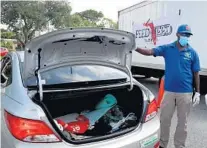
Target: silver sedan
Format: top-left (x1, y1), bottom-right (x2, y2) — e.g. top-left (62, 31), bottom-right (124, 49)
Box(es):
top-left (1, 28), bottom-right (160, 148)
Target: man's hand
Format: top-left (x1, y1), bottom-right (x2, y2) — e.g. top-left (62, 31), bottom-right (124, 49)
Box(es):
top-left (135, 47), bottom-right (154, 56)
top-left (192, 92), bottom-right (200, 107)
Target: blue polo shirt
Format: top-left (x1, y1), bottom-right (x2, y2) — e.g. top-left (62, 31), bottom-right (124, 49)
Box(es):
top-left (153, 42), bottom-right (201, 93)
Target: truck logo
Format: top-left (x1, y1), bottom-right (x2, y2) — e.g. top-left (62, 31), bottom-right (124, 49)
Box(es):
top-left (135, 23), bottom-right (173, 45)
top-left (143, 22), bottom-right (157, 45)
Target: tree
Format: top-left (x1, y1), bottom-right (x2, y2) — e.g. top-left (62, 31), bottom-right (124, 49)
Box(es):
top-left (69, 10), bottom-right (117, 29)
top-left (1, 1), bottom-right (118, 48)
top-left (1, 1), bottom-right (72, 47)
top-left (69, 13), bottom-right (97, 27)
top-left (98, 18), bottom-right (118, 29)
top-left (77, 9), bottom-right (103, 23)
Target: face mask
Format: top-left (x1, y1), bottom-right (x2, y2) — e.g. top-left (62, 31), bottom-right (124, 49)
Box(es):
top-left (179, 36), bottom-right (189, 46)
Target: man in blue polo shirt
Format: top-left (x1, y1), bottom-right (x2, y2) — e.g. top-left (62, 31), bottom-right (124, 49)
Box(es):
top-left (136, 24), bottom-right (201, 148)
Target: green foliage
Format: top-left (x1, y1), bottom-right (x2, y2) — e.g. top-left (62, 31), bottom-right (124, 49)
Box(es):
top-left (77, 9), bottom-right (104, 23)
top-left (98, 18), bottom-right (118, 29)
top-left (1, 30), bottom-right (15, 39)
top-left (1, 1), bottom-right (72, 46)
top-left (1, 1), bottom-right (118, 48)
top-left (1, 40), bottom-right (15, 51)
top-left (69, 11), bottom-right (117, 29)
top-left (69, 13), bottom-right (98, 27)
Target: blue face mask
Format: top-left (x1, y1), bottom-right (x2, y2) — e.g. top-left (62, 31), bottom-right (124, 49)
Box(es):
top-left (179, 36), bottom-right (189, 46)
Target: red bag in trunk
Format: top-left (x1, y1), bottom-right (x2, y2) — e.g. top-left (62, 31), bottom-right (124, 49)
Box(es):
top-left (56, 115), bottom-right (89, 134)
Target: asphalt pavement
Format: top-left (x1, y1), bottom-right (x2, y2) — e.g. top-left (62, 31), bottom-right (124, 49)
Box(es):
top-left (137, 77), bottom-right (207, 148)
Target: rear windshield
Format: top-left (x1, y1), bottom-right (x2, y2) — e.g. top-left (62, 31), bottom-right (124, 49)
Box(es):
top-left (26, 65), bottom-right (128, 86)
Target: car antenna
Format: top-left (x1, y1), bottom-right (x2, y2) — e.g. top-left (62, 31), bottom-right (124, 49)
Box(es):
top-left (35, 48), bottom-right (43, 101)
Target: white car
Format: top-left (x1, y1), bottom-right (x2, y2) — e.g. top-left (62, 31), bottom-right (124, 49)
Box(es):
top-left (1, 28), bottom-right (160, 148)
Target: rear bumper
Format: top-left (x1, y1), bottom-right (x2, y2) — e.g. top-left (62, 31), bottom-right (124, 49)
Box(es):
top-left (2, 116), bottom-right (160, 148)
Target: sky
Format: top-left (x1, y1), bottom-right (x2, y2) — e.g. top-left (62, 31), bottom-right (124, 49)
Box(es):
top-left (68, 0), bottom-right (142, 21)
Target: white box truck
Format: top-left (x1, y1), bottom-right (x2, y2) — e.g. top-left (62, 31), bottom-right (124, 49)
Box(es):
top-left (118, 0), bottom-right (207, 93)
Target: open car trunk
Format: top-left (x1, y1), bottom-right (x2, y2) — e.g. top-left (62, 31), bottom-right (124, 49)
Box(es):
top-left (37, 84), bottom-right (144, 143)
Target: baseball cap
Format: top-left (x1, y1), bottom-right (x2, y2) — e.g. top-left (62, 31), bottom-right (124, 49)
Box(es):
top-left (177, 24), bottom-right (193, 35)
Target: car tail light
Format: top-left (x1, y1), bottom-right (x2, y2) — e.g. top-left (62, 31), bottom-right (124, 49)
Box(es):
top-left (4, 110), bottom-right (61, 143)
top-left (154, 141), bottom-right (160, 148)
top-left (145, 99), bottom-right (158, 122)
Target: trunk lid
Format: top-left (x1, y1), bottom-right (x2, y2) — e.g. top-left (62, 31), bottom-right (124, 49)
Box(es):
top-left (23, 28), bottom-right (136, 82)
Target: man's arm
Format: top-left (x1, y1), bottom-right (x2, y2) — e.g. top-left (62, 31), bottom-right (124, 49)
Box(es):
top-left (194, 72), bottom-right (200, 93)
top-left (135, 47), bottom-right (154, 56)
top-left (136, 45), bottom-right (167, 57)
top-left (192, 51), bottom-right (201, 93)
